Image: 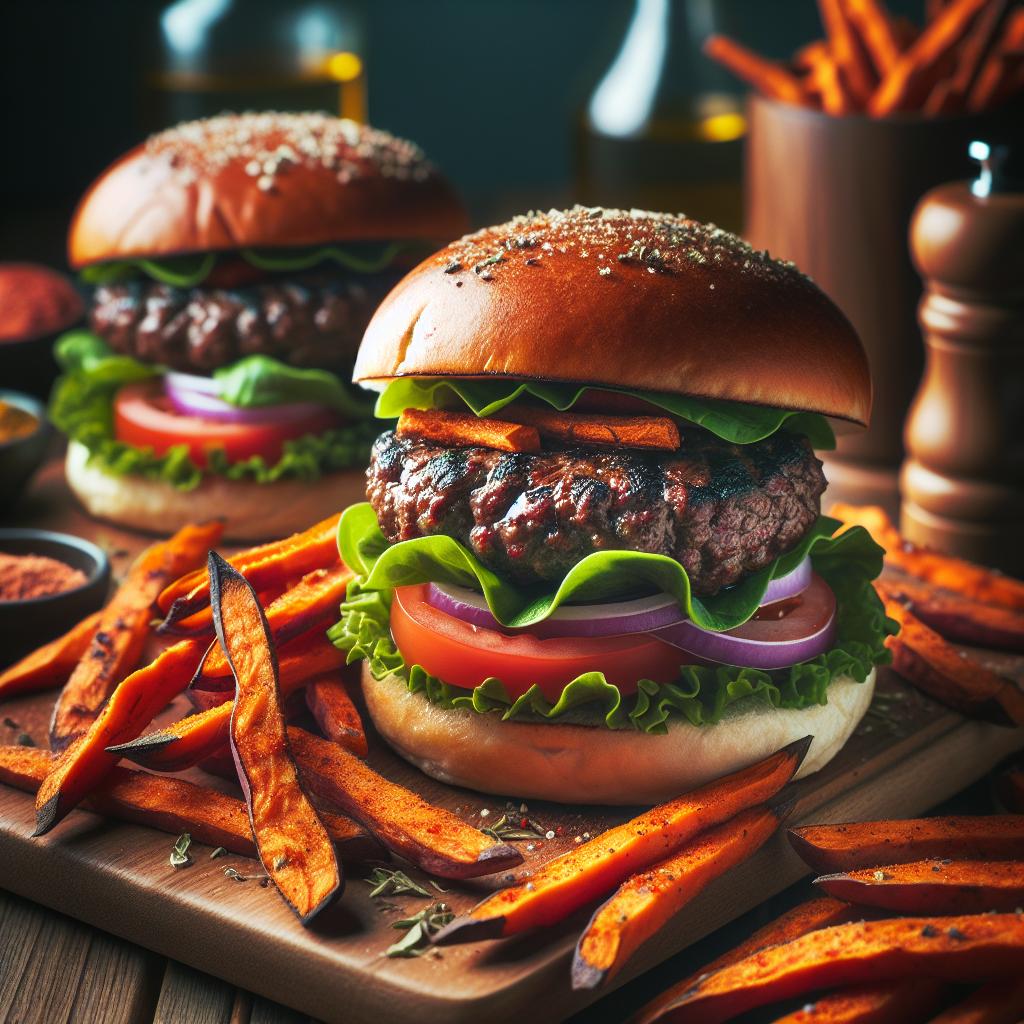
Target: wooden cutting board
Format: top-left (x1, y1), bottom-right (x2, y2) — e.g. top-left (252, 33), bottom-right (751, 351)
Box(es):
top-left (1, 461), bottom-right (1022, 1024)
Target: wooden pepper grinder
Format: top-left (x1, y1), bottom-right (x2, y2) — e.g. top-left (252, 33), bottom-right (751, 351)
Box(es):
top-left (901, 140), bottom-right (1024, 574)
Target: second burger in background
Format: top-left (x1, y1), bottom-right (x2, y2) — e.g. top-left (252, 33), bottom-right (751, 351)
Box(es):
top-left (52, 112), bottom-right (466, 539)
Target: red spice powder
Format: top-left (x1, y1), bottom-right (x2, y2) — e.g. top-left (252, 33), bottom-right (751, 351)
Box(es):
top-left (0, 552), bottom-right (88, 601)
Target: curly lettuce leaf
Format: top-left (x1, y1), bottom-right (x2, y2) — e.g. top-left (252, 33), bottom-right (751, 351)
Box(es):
top-left (50, 332), bottom-right (376, 491)
top-left (79, 241), bottom-right (420, 287)
top-left (337, 502), bottom-right (854, 632)
top-left (327, 524), bottom-right (895, 732)
top-left (373, 377), bottom-right (836, 450)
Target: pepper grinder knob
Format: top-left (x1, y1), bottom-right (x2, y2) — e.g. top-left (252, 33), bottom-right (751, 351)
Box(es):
top-left (900, 139), bottom-right (1024, 573)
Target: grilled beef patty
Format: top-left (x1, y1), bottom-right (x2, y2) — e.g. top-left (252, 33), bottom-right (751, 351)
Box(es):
top-left (367, 428), bottom-right (827, 595)
top-left (90, 270), bottom-right (400, 374)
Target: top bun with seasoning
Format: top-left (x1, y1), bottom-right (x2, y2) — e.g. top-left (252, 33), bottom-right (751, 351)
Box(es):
top-left (355, 206), bottom-right (870, 426)
top-left (69, 112), bottom-right (467, 266)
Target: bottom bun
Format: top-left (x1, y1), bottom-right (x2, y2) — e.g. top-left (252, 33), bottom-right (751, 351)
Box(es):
top-left (66, 440), bottom-right (366, 542)
top-left (363, 663), bottom-right (876, 805)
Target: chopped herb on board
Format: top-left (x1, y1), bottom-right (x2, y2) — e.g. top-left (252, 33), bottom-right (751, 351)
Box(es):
top-left (365, 866), bottom-right (430, 899)
top-left (386, 903), bottom-right (454, 958)
top-left (170, 833), bottom-right (192, 868)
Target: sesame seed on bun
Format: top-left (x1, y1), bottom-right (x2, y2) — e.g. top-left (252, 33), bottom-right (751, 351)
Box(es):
top-left (69, 112), bottom-right (467, 268)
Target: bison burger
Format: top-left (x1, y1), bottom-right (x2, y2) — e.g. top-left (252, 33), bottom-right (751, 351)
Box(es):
top-left (331, 207), bottom-right (893, 804)
top-left (52, 112), bottom-right (465, 540)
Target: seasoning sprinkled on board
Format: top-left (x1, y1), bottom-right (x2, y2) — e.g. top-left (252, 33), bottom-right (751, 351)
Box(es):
top-left (434, 206), bottom-right (806, 285)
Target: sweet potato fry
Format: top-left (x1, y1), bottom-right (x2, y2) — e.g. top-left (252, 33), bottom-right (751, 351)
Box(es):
top-left (969, 9), bottom-right (1024, 110)
top-left (831, 504), bottom-right (1024, 611)
top-left (156, 513), bottom-right (340, 633)
top-left (925, 0), bottom-right (1013, 113)
top-left (845, 0), bottom-right (904, 75)
top-left (818, 0), bottom-right (877, 103)
top-left (816, 858), bottom-right (1024, 914)
top-left (789, 815), bottom-right (1024, 872)
top-left (632, 898), bottom-right (858, 1024)
top-left (878, 589), bottom-right (1024, 726)
top-left (703, 34), bottom-right (808, 103)
top-left (210, 552), bottom-right (341, 924)
top-left (197, 562), bottom-right (352, 680)
top-left (870, 0), bottom-right (991, 115)
top-left (573, 803), bottom-right (787, 990)
top-left (769, 979), bottom-right (949, 1024)
top-left (0, 745), bottom-right (377, 861)
top-left (807, 51), bottom-right (858, 114)
top-left (879, 576), bottom-right (1024, 651)
top-left (50, 521), bottom-right (223, 749)
top-left (0, 610), bottom-right (101, 700)
top-left (929, 978), bottom-right (1024, 1024)
top-left (304, 675), bottom-right (367, 757)
top-left (504, 407), bottom-right (681, 451)
top-left (657, 914), bottom-right (1024, 1023)
top-left (397, 408), bottom-right (540, 454)
top-left (33, 638), bottom-right (208, 835)
top-left (286, 725), bottom-right (522, 879)
top-left (435, 738), bottom-right (810, 944)
top-left (109, 635), bottom-right (348, 771)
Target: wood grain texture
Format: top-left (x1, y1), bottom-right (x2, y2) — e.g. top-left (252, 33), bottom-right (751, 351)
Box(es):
top-left (0, 888), bottom-right (162, 1024)
top-left (154, 961), bottom-right (236, 1024)
top-left (0, 461), bottom-right (1021, 1024)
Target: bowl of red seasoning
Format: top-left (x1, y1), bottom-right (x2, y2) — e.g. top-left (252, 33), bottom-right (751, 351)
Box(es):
top-left (0, 529), bottom-right (110, 667)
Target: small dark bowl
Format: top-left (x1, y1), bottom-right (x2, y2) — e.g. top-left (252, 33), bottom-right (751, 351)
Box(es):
top-left (0, 390), bottom-right (52, 513)
top-left (0, 529), bottom-right (110, 668)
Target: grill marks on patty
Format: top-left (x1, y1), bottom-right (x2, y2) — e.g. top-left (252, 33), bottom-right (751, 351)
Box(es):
top-left (90, 270), bottom-right (401, 374)
top-left (367, 428), bottom-right (827, 595)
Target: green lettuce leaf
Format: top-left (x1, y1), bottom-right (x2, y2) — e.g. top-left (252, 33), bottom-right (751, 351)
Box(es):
top-left (374, 377), bottom-right (837, 450)
top-left (213, 356), bottom-right (373, 418)
top-left (337, 502), bottom-right (856, 632)
top-left (50, 332), bottom-right (376, 491)
top-left (79, 241), bottom-right (420, 288)
top-left (327, 523), bottom-right (895, 732)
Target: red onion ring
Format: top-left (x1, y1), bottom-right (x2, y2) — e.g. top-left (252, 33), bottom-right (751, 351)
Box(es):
top-left (164, 371), bottom-right (328, 424)
top-left (425, 553), bottom-right (813, 641)
top-left (652, 574), bottom-right (837, 669)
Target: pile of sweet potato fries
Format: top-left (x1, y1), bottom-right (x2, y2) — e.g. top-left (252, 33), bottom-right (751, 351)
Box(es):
top-left (0, 512), bottom-right (802, 975)
top-left (635, 814), bottom-right (1024, 1022)
top-left (1, 502), bottom-right (1021, 990)
top-left (832, 504), bottom-right (1024, 727)
top-left (705, 0), bottom-right (1023, 116)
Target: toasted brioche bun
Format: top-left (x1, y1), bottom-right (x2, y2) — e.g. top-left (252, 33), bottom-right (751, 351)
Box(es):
top-left (355, 207), bottom-right (870, 426)
top-left (66, 440), bottom-right (363, 541)
top-left (69, 113), bottom-right (467, 267)
top-left (363, 663), bottom-right (875, 805)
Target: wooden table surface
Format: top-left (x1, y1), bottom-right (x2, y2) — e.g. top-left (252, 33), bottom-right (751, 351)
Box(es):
top-left (1, 459), bottom-right (1021, 1024)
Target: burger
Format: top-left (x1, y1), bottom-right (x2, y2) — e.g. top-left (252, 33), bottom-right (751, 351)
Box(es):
top-left (329, 207), bottom-right (893, 805)
top-left (51, 112), bottom-right (466, 540)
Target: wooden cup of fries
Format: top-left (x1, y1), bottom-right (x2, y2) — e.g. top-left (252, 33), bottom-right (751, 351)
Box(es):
top-left (707, 0), bottom-right (1024, 511)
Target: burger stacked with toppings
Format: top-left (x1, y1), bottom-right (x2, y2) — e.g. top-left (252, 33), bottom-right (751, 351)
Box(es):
top-left (331, 207), bottom-right (895, 805)
top-left (52, 112), bottom-right (466, 539)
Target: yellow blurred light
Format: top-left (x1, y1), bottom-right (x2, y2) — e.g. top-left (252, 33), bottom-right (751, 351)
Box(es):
top-left (326, 51), bottom-right (363, 82)
top-left (698, 112), bottom-right (747, 142)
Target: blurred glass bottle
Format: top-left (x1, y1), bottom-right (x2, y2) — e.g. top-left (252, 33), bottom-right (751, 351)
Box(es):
top-left (576, 0), bottom-right (745, 231)
top-left (147, 0), bottom-right (366, 129)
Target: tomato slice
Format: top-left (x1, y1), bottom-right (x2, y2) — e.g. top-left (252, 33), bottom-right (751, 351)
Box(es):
top-left (114, 380), bottom-right (342, 468)
top-left (390, 584), bottom-right (686, 701)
